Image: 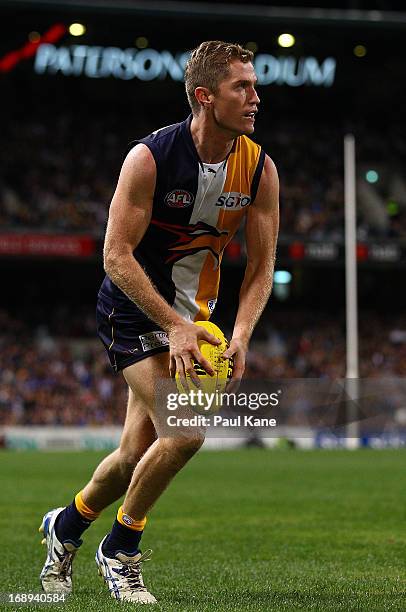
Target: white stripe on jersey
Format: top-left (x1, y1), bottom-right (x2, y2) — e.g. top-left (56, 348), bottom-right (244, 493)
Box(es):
top-left (172, 250), bottom-right (208, 321)
top-left (189, 163), bottom-right (227, 225)
top-left (172, 163), bottom-right (227, 318)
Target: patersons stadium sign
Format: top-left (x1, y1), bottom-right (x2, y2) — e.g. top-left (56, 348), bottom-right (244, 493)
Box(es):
top-left (34, 44), bottom-right (336, 87)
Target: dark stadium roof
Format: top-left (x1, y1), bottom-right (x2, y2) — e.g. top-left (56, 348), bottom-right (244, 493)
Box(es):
top-left (2, 0), bottom-right (406, 28)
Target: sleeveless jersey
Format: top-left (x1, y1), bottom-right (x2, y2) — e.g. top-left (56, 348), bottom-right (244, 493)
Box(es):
top-left (100, 115), bottom-right (265, 322)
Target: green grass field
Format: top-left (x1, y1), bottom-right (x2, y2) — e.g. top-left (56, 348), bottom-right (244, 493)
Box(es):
top-left (0, 449), bottom-right (405, 611)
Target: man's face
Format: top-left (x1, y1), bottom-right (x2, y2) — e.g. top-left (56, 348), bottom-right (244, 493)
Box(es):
top-left (210, 60), bottom-right (260, 136)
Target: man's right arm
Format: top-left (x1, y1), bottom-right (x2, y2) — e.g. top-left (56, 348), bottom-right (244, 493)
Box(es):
top-left (104, 144), bottom-right (182, 332)
top-left (103, 144), bottom-right (219, 383)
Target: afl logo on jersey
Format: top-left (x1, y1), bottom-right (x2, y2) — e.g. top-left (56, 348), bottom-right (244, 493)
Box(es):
top-left (165, 189), bottom-right (194, 208)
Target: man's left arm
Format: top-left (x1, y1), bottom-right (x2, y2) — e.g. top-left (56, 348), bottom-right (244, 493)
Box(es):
top-left (223, 154), bottom-right (279, 384)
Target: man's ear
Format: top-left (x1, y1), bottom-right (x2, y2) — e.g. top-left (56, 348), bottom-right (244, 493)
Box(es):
top-left (194, 86), bottom-right (213, 109)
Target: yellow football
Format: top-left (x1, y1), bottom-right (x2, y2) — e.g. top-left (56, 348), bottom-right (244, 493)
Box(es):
top-left (175, 320), bottom-right (233, 402)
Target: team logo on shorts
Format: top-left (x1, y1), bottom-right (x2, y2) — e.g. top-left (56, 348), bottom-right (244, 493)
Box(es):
top-left (139, 331), bottom-right (170, 352)
top-left (165, 189), bottom-right (194, 208)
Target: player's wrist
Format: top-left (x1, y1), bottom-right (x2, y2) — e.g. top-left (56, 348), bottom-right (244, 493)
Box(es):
top-left (230, 333), bottom-right (250, 349)
top-left (165, 315), bottom-right (188, 335)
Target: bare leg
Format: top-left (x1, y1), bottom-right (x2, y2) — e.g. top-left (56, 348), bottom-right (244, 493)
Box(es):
top-left (92, 353), bottom-right (203, 605)
top-left (121, 353), bottom-right (205, 520)
top-left (119, 436), bottom-right (203, 519)
top-left (81, 387), bottom-right (157, 512)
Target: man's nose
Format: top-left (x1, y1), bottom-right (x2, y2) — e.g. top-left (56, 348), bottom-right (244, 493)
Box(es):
top-left (251, 87), bottom-right (260, 105)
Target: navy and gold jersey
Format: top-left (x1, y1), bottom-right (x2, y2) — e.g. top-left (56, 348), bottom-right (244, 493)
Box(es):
top-left (99, 115), bottom-right (265, 323)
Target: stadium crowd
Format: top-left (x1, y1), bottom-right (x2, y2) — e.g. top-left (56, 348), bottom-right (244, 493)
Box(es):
top-left (1, 308), bottom-right (405, 426)
top-left (2, 114), bottom-right (406, 239)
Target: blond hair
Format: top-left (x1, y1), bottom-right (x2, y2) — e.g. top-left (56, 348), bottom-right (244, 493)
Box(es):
top-left (185, 40), bottom-right (254, 114)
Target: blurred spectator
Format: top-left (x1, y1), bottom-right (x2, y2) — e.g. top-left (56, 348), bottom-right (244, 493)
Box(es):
top-left (1, 308), bottom-right (406, 425)
top-left (1, 113), bottom-right (405, 238)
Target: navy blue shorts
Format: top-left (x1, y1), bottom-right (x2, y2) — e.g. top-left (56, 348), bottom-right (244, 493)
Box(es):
top-left (96, 292), bottom-right (170, 373)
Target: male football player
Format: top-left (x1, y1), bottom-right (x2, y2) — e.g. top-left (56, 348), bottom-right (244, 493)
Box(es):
top-left (39, 40), bottom-right (279, 604)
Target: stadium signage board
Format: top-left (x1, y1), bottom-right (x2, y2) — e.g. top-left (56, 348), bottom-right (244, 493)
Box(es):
top-left (368, 243), bottom-right (401, 262)
top-left (0, 234), bottom-right (95, 257)
top-left (34, 44), bottom-right (336, 87)
top-left (268, 240), bottom-right (404, 266)
top-left (305, 242), bottom-right (339, 261)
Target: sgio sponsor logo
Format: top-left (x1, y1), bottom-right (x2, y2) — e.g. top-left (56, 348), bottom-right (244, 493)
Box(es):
top-left (215, 192), bottom-right (251, 209)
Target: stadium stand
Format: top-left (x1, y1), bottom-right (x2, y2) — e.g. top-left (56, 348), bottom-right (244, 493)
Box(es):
top-left (1, 308), bottom-right (405, 425)
top-left (2, 114), bottom-right (405, 238)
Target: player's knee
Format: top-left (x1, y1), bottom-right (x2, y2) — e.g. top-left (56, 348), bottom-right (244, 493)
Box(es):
top-left (164, 431), bottom-right (205, 459)
top-left (178, 432), bottom-right (205, 456)
top-left (118, 448), bottom-right (141, 473)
